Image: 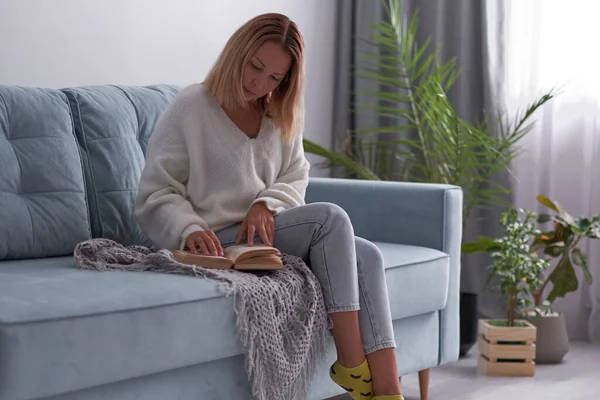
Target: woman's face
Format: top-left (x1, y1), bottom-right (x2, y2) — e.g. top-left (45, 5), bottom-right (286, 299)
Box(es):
top-left (242, 41), bottom-right (291, 101)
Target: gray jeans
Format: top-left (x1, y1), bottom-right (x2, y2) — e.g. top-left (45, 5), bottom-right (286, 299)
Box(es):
top-left (215, 202), bottom-right (396, 354)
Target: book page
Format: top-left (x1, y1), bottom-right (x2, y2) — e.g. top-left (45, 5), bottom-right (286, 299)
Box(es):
top-left (172, 250), bottom-right (233, 269)
top-left (223, 244), bottom-right (280, 262)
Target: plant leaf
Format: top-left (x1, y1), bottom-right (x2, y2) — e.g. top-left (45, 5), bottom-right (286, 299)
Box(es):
top-left (547, 256), bottom-right (578, 303)
top-left (537, 213), bottom-right (552, 223)
top-left (530, 237), bottom-right (550, 251)
top-left (537, 194), bottom-right (560, 212)
top-left (572, 247), bottom-right (585, 267)
top-left (544, 243), bottom-right (565, 257)
top-left (572, 247), bottom-right (593, 284)
top-left (461, 235), bottom-right (500, 254)
top-left (302, 139), bottom-right (379, 180)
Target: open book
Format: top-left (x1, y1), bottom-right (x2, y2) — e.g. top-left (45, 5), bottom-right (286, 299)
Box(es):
top-left (172, 244), bottom-right (283, 270)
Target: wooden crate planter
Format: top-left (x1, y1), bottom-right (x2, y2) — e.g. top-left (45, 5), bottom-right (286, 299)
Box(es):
top-left (477, 319), bottom-right (536, 377)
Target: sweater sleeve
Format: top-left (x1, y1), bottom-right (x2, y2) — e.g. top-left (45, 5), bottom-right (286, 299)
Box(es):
top-left (134, 95), bottom-right (208, 250)
top-left (251, 133), bottom-right (310, 214)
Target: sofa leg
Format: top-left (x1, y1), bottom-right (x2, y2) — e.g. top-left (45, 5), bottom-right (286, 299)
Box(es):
top-left (398, 368), bottom-right (430, 400)
top-left (418, 368), bottom-right (430, 400)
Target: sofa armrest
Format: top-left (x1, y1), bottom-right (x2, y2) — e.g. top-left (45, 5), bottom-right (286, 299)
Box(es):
top-left (305, 177), bottom-right (463, 365)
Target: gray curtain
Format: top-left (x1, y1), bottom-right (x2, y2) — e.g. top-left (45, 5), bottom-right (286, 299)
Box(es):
top-left (331, 0), bottom-right (508, 320)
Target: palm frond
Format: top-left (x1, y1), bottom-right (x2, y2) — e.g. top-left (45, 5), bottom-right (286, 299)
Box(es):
top-left (302, 0), bottom-right (554, 224)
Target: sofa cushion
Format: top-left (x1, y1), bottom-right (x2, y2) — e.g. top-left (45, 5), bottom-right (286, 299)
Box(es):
top-left (62, 85), bottom-right (180, 248)
top-left (380, 243), bottom-right (449, 319)
top-left (0, 86), bottom-right (91, 260)
top-left (0, 242), bottom-right (448, 400)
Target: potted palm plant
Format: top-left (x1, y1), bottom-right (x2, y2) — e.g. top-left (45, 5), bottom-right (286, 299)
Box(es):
top-left (475, 208), bottom-right (549, 376)
top-left (302, 0), bottom-right (554, 357)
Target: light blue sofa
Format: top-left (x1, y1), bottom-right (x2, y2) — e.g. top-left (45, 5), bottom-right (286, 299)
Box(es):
top-left (0, 84), bottom-right (463, 400)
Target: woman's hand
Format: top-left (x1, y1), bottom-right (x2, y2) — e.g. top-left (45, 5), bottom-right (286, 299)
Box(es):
top-left (185, 230), bottom-right (224, 256)
top-left (236, 202), bottom-right (275, 246)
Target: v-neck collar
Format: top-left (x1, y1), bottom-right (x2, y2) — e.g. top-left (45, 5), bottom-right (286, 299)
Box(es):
top-left (202, 83), bottom-right (268, 140)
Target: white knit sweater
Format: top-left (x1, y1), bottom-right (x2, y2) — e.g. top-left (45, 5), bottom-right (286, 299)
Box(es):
top-left (134, 83), bottom-right (310, 250)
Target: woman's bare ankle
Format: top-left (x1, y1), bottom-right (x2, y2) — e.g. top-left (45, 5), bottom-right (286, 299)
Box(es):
top-left (373, 383), bottom-right (402, 396)
top-left (367, 348), bottom-right (401, 395)
top-left (336, 353), bottom-right (366, 368)
top-left (330, 311), bottom-right (365, 368)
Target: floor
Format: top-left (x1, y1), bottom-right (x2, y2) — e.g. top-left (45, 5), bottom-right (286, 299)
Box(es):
top-left (327, 341), bottom-right (600, 400)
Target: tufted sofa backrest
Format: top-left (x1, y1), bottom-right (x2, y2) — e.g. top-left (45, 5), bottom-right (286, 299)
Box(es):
top-left (63, 85), bottom-right (180, 248)
top-left (0, 84), bottom-right (181, 260)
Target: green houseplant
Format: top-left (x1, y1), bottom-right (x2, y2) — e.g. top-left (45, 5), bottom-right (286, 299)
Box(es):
top-left (302, 0), bottom-right (554, 357)
top-left (464, 194), bottom-right (599, 363)
top-left (529, 194), bottom-right (599, 363)
top-left (480, 208), bottom-right (550, 326)
top-left (531, 194), bottom-right (598, 307)
top-left (464, 194), bottom-right (598, 311)
top-left (476, 208), bottom-right (548, 376)
top-left (302, 0), bottom-right (554, 227)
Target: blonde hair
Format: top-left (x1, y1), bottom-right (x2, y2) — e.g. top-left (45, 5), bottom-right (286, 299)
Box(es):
top-left (204, 13), bottom-right (305, 143)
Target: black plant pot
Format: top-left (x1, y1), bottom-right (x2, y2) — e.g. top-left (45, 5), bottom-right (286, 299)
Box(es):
top-left (459, 292), bottom-right (478, 357)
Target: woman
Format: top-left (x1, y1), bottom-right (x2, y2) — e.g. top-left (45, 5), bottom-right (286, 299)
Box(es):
top-left (134, 13), bottom-right (403, 400)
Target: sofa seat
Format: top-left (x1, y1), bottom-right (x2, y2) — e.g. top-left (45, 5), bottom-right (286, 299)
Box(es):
top-left (0, 243), bottom-right (449, 400)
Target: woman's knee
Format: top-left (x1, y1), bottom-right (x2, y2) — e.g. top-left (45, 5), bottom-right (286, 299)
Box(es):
top-left (304, 202), bottom-right (352, 227)
top-left (355, 237), bottom-right (384, 268)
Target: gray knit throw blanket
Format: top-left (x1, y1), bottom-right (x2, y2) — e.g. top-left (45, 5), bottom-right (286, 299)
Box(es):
top-left (73, 238), bottom-right (330, 400)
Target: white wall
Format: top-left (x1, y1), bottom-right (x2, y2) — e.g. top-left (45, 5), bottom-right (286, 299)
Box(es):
top-left (0, 0), bottom-right (336, 175)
